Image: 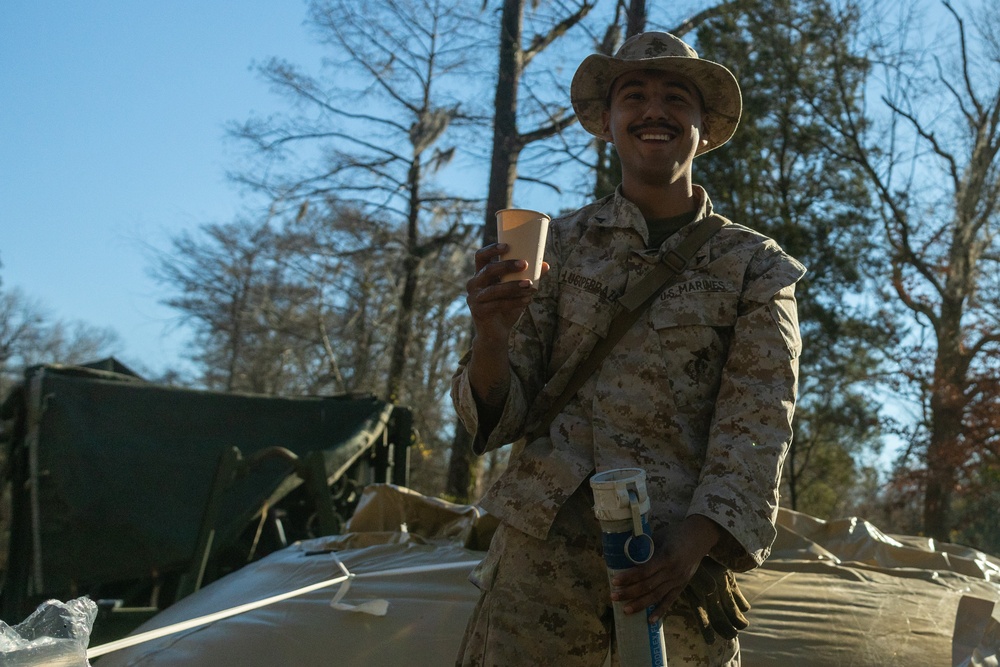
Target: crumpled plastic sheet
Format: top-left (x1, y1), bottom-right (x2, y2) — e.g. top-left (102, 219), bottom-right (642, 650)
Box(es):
top-left (951, 596), bottom-right (1000, 667)
top-left (0, 597), bottom-right (97, 666)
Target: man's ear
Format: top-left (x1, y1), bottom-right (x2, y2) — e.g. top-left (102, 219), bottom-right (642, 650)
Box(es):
top-left (600, 109), bottom-right (614, 143)
top-left (698, 118), bottom-right (710, 148)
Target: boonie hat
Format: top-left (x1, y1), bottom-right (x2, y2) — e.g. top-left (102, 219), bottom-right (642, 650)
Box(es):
top-left (571, 31), bottom-right (742, 154)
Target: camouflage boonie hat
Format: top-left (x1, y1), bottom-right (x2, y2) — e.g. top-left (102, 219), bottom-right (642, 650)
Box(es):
top-left (571, 31), bottom-right (742, 154)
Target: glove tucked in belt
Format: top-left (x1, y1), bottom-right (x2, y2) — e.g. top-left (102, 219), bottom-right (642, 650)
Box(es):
top-left (682, 557), bottom-right (751, 644)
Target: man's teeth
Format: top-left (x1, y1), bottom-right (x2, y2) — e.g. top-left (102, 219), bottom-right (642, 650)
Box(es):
top-left (639, 133), bottom-right (673, 141)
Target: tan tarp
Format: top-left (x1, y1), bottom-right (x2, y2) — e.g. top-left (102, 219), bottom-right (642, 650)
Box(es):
top-left (95, 485), bottom-right (1000, 666)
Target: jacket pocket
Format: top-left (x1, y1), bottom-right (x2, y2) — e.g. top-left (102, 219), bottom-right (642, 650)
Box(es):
top-left (649, 291), bottom-right (738, 409)
top-left (556, 282), bottom-right (614, 338)
top-left (650, 290), bottom-right (738, 329)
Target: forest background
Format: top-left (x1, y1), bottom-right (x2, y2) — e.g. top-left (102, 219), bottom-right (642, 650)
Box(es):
top-left (3, 0), bottom-right (1000, 556)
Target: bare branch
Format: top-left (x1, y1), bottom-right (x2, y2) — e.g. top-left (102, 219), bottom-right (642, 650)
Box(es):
top-left (942, 1), bottom-right (984, 119)
top-left (932, 55), bottom-right (976, 126)
top-left (523, 1), bottom-right (597, 67)
top-left (514, 174), bottom-right (564, 194)
top-left (881, 96), bottom-right (960, 185)
top-left (670, 0), bottom-right (750, 38)
top-left (967, 330), bottom-right (1000, 360)
top-left (258, 58), bottom-right (410, 134)
top-left (519, 112), bottom-right (579, 145)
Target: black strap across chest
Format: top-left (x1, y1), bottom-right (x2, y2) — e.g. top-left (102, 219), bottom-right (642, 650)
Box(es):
top-left (530, 214), bottom-right (727, 437)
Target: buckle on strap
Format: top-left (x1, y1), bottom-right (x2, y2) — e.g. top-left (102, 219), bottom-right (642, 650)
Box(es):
top-left (662, 248), bottom-right (689, 273)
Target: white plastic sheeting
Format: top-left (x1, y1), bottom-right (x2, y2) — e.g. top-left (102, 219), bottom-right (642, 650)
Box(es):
top-left (94, 485), bottom-right (1000, 666)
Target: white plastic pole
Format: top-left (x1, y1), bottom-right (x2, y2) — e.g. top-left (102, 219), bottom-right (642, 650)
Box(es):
top-left (590, 468), bottom-right (667, 667)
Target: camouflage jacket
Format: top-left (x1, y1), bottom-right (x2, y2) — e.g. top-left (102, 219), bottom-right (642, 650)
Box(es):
top-left (452, 186), bottom-right (806, 571)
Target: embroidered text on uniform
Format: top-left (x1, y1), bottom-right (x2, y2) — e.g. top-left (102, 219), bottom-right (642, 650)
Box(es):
top-left (563, 271), bottom-right (615, 300)
top-left (660, 279), bottom-right (731, 300)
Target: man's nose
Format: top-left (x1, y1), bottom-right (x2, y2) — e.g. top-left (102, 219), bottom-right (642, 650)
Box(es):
top-left (641, 97), bottom-right (669, 120)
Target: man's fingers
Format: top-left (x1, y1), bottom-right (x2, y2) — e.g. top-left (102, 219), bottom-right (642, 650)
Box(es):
top-left (647, 583), bottom-right (686, 624)
top-left (621, 585), bottom-right (662, 615)
top-left (618, 578), bottom-right (684, 617)
top-left (466, 279), bottom-right (536, 310)
top-left (469, 259), bottom-right (530, 290)
top-left (473, 242), bottom-right (508, 271)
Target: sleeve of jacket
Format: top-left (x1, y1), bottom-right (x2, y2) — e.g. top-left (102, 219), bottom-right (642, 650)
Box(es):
top-left (450, 229), bottom-right (562, 455)
top-left (687, 241), bottom-right (806, 571)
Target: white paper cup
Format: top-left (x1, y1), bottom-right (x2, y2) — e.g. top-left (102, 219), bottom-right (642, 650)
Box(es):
top-left (496, 208), bottom-right (550, 283)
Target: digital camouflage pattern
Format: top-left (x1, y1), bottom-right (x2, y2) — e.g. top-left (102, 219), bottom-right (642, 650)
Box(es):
top-left (571, 31), bottom-right (742, 152)
top-left (452, 185), bottom-right (805, 572)
top-left (457, 484), bottom-right (739, 666)
top-left (451, 185), bottom-right (804, 664)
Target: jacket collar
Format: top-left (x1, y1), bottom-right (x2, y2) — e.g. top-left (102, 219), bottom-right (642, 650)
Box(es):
top-left (589, 185), bottom-right (715, 240)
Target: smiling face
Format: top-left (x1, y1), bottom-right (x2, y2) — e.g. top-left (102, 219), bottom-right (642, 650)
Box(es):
top-left (601, 69), bottom-right (709, 193)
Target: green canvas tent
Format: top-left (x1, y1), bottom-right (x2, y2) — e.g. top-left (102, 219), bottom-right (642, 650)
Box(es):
top-left (0, 360), bottom-right (412, 642)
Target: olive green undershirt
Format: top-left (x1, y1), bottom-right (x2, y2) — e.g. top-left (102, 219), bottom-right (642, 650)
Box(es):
top-left (645, 209), bottom-right (699, 249)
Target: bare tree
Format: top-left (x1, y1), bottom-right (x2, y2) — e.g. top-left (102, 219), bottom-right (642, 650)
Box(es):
top-left (154, 200), bottom-right (472, 493)
top-left (824, 0), bottom-right (1000, 541)
top-left (0, 269), bottom-right (119, 398)
top-left (480, 0), bottom-right (596, 244)
top-left (156, 218), bottom-right (304, 393)
top-left (444, 0), bottom-right (598, 501)
top-left (691, 0), bottom-right (892, 520)
top-left (231, 0), bottom-right (480, 405)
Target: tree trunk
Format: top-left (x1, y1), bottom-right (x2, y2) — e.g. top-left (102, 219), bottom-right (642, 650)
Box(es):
top-left (925, 366), bottom-right (963, 540)
top-left (593, 4), bottom-right (628, 198)
top-left (385, 158), bottom-right (423, 403)
top-left (924, 279), bottom-right (970, 540)
top-left (445, 0), bottom-right (525, 501)
top-left (482, 0), bottom-right (524, 247)
top-left (626, 0), bottom-right (647, 37)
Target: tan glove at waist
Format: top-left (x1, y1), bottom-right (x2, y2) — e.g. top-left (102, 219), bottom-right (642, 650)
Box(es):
top-left (682, 557), bottom-right (751, 644)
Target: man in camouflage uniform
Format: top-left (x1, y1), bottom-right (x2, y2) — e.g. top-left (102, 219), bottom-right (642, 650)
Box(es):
top-left (451, 31), bottom-right (805, 666)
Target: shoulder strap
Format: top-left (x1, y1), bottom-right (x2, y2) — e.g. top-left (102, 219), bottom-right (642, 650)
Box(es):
top-left (530, 215), bottom-right (727, 438)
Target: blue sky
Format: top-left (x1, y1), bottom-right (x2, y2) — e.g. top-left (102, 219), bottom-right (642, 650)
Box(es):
top-left (1, 1), bottom-right (327, 375)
